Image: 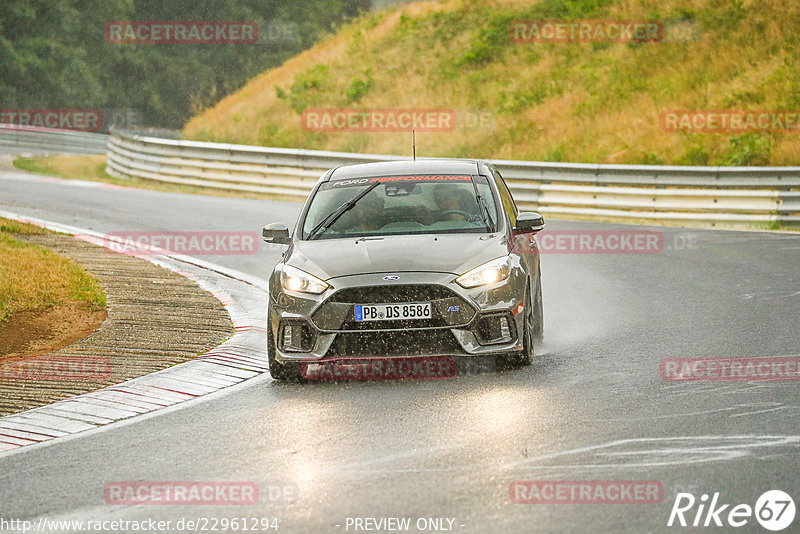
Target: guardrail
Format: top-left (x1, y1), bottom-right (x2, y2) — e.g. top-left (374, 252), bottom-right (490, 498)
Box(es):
top-left (107, 130), bottom-right (799, 227)
top-left (0, 125), bottom-right (108, 154)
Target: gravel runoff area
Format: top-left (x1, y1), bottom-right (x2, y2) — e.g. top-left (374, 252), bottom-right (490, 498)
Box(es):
top-left (0, 233), bottom-right (233, 415)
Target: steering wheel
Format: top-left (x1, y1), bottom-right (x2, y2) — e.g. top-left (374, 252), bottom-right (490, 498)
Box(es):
top-left (441, 210), bottom-right (471, 219)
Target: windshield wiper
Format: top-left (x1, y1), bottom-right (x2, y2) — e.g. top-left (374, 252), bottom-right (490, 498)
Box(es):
top-left (307, 181), bottom-right (380, 240)
top-left (470, 176), bottom-right (494, 232)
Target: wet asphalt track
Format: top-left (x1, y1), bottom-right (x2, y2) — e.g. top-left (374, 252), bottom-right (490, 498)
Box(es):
top-left (1, 165), bottom-right (799, 533)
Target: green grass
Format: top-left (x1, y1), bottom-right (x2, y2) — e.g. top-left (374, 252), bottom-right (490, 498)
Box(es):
top-left (0, 217), bottom-right (106, 323)
top-left (183, 0), bottom-right (800, 166)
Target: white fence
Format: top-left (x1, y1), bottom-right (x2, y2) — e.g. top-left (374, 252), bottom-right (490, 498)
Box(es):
top-left (106, 131), bottom-right (799, 227)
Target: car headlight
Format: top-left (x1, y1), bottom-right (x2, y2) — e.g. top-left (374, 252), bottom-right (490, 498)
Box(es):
top-left (281, 265), bottom-right (329, 294)
top-left (456, 256), bottom-right (511, 288)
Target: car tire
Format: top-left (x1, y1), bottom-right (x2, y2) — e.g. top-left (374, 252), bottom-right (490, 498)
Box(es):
top-left (267, 327), bottom-right (303, 381)
top-left (532, 277), bottom-right (544, 344)
top-left (519, 282), bottom-right (535, 366)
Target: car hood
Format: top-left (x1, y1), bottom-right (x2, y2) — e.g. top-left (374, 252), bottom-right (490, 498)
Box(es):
top-left (287, 234), bottom-right (508, 281)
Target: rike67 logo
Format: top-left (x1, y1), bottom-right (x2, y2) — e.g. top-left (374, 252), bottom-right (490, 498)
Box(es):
top-left (668, 490), bottom-right (795, 531)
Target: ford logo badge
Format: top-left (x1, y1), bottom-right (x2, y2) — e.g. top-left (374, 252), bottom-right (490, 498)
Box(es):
top-left (383, 275), bottom-right (400, 281)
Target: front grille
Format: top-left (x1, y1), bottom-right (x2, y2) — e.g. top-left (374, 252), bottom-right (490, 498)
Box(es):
top-left (326, 329), bottom-right (465, 358)
top-left (312, 284), bottom-right (475, 331)
top-left (327, 284), bottom-right (455, 303)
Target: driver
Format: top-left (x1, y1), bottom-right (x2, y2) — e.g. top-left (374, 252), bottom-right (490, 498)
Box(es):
top-left (433, 185), bottom-right (473, 221)
top-left (349, 193), bottom-right (385, 231)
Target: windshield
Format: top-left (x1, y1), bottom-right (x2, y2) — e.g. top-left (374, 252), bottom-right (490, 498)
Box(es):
top-left (301, 174), bottom-right (499, 240)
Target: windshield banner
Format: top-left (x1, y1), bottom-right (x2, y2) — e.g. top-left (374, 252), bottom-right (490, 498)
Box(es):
top-left (329, 175), bottom-right (472, 187)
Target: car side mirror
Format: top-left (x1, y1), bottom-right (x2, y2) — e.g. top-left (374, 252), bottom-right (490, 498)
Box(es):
top-left (515, 212), bottom-right (545, 233)
top-left (262, 222), bottom-right (291, 244)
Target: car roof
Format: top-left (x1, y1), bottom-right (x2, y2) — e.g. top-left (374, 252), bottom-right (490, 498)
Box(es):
top-left (327, 159), bottom-right (488, 181)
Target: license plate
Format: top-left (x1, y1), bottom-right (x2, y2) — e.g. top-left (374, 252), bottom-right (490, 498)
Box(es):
top-left (354, 302), bottom-right (432, 321)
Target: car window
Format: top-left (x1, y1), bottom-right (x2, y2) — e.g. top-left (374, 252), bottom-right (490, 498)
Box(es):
top-left (301, 175), bottom-right (499, 239)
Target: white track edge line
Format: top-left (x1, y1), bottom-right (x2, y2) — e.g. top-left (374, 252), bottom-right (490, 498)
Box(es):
top-left (0, 210), bottom-right (271, 458)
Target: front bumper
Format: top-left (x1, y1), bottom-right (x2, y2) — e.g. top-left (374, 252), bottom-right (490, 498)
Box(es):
top-left (268, 271), bottom-right (526, 364)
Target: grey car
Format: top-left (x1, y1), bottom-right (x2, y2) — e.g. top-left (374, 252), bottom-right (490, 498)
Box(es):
top-left (262, 159), bottom-right (544, 380)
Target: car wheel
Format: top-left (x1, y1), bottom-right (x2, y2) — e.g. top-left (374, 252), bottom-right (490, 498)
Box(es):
top-left (519, 283), bottom-right (535, 366)
top-left (532, 277), bottom-right (544, 344)
top-left (267, 327), bottom-right (302, 381)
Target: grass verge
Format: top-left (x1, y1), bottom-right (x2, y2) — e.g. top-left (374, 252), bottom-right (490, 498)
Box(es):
top-left (184, 0), bottom-right (800, 166)
top-left (0, 217), bottom-right (106, 323)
